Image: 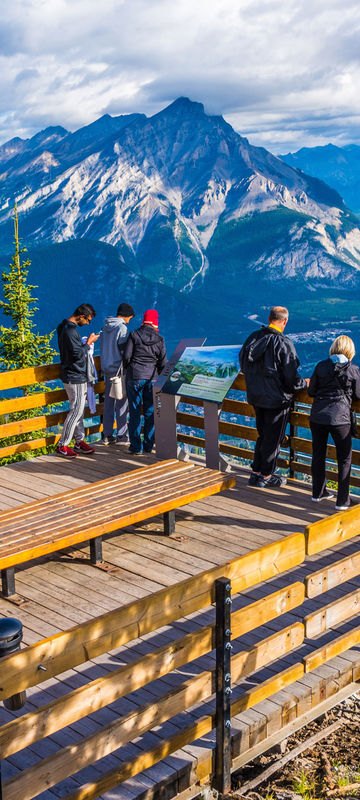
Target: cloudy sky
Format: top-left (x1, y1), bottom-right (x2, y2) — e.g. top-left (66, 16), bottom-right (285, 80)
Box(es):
top-left (1, 0), bottom-right (360, 153)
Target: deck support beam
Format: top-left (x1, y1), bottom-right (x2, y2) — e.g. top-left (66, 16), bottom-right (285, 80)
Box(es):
top-left (1, 568), bottom-right (15, 598)
top-left (90, 536), bottom-right (103, 565)
top-left (163, 510), bottom-right (175, 536)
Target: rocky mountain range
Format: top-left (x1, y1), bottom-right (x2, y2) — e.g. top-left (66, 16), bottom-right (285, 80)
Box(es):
top-left (0, 98), bottom-right (359, 342)
top-left (281, 143), bottom-right (360, 217)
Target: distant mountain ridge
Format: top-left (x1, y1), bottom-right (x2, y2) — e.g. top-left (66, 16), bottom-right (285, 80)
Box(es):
top-left (281, 143), bottom-right (360, 216)
top-left (0, 98), bottom-right (360, 339)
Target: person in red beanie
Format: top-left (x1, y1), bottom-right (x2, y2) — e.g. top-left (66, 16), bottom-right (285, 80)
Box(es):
top-left (123, 309), bottom-right (167, 453)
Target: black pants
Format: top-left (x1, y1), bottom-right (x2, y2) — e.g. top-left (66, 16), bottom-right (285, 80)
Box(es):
top-left (252, 405), bottom-right (290, 476)
top-left (310, 421), bottom-right (352, 505)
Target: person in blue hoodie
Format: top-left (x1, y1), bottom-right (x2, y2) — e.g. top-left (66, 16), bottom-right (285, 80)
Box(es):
top-left (99, 303), bottom-right (135, 444)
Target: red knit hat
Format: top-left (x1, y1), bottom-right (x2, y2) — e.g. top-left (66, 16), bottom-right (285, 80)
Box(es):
top-left (142, 309), bottom-right (159, 328)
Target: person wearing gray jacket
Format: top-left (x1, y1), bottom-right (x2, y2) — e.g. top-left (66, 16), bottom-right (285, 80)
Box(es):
top-left (99, 303), bottom-right (135, 444)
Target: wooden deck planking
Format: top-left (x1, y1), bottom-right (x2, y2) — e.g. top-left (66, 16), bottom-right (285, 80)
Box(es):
top-left (1, 446), bottom-right (360, 800)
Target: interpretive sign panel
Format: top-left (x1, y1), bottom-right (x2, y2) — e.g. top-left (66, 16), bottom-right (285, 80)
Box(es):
top-left (162, 345), bottom-right (240, 404)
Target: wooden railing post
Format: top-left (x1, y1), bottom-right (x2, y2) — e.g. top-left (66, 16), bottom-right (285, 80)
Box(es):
top-left (214, 577), bottom-right (232, 794)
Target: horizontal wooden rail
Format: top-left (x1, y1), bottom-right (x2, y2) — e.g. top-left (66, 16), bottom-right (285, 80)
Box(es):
top-left (0, 359), bottom-right (359, 485)
top-left (0, 533), bottom-right (305, 698)
top-left (0, 356), bottom-right (101, 391)
top-left (0, 381), bottom-right (105, 417)
top-left (304, 625), bottom-right (360, 672)
top-left (0, 589), bottom-right (303, 756)
top-left (306, 550), bottom-right (360, 598)
top-left (306, 505), bottom-right (360, 555)
top-left (305, 587), bottom-right (360, 637)
top-left (0, 402), bottom-right (103, 441)
top-left (0, 421), bottom-right (103, 460)
top-left (4, 662), bottom-right (304, 800)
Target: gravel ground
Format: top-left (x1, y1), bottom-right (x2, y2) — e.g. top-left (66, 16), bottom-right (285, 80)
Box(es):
top-left (230, 692), bottom-right (360, 799)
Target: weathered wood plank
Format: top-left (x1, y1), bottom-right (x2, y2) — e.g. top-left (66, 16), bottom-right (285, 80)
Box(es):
top-left (0, 403), bottom-right (103, 441)
top-left (0, 579), bottom-right (303, 701)
top-left (0, 479), bottom-right (234, 566)
top-left (304, 626), bottom-right (360, 672)
top-left (3, 663), bottom-right (304, 800)
top-left (0, 382), bottom-right (105, 416)
top-left (0, 357), bottom-right (100, 391)
top-left (305, 587), bottom-right (360, 637)
top-left (306, 506), bottom-right (360, 555)
top-left (0, 615), bottom-right (302, 763)
top-left (306, 550), bottom-right (360, 597)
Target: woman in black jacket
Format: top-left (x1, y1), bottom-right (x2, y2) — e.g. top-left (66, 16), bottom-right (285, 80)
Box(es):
top-left (308, 335), bottom-right (360, 510)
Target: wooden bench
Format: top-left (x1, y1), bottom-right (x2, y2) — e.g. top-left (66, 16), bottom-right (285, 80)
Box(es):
top-left (0, 459), bottom-right (235, 599)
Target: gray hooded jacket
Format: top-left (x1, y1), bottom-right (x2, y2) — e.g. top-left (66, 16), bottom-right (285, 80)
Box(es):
top-left (100, 317), bottom-right (128, 376)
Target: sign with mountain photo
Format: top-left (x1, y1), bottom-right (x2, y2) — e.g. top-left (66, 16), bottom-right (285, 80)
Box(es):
top-left (162, 345), bottom-right (240, 403)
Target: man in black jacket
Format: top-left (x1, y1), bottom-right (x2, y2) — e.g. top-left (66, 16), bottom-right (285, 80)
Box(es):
top-left (56, 303), bottom-right (99, 458)
top-left (240, 306), bottom-right (308, 487)
top-left (124, 309), bottom-right (167, 454)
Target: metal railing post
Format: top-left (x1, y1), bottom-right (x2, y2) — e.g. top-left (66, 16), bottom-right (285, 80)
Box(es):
top-left (289, 398), bottom-right (295, 479)
top-left (214, 577), bottom-right (232, 793)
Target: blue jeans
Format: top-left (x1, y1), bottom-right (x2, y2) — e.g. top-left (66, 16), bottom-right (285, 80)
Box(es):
top-left (126, 380), bottom-right (154, 452)
top-left (103, 375), bottom-right (128, 438)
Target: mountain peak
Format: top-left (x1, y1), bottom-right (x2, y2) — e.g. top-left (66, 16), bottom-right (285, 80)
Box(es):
top-left (158, 97), bottom-right (205, 116)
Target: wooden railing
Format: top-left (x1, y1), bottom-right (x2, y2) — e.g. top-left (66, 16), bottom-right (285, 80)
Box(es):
top-left (1, 510), bottom-right (360, 798)
top-left (177, 374), bottom-right (360, 488)
top-left (0, 357), bottom-right (105, 460)
top-left (0, 362), bottom-right (359, 485)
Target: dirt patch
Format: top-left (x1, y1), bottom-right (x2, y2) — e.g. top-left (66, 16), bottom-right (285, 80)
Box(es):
top-left (230, 692), bottom-right (360, 799)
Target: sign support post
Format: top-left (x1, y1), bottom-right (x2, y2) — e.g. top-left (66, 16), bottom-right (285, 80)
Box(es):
top-left (153, 338), bottom-right (206, 461)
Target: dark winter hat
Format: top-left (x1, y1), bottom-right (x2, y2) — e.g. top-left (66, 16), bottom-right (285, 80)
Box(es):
top-left (117, 303), bottom-right (135, 317)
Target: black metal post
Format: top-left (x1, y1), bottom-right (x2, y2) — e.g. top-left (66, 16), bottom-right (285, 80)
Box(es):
top-left (90, 536), bottom-right (103, 564)
top-left (1, 567), bottom-right (15, 598)
top-left (163, 510), bottom-right (175, 536)
top-left (289, 399), bottom-right (295, 479)
top-left (214, 577), bottom-right (232, 794)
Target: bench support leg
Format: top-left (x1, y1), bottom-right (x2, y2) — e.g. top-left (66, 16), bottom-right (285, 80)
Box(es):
top-left (90, 536), bottom-right (103, 564)
top-left (163, 510), bottom-right (175, 536)
top-left (1, 568), bottom-right (15, 598)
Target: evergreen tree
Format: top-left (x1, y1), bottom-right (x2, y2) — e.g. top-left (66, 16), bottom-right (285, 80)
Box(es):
top-left (0, 202), bottom-right (57, 371)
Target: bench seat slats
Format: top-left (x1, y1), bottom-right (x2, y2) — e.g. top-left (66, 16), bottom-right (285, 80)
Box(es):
top-left (0, 459), bottom-right (190, 524)
top-left (0, 467), bottom-right (205, 538)
top-left (0, 460), bottom-right (235, 573)
top-left (0, 466), bottom-right (219, 539)
top-left (0, 471), bottom-right (224, 550)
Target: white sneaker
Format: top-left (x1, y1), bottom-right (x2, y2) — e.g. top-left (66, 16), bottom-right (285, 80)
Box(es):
top-left (312, 489), bottom-right (334, 503)
top-left (335, 498), bottom-right (352, 511)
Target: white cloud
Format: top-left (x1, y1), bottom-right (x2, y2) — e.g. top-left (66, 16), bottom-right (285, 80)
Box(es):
top-left (0, 0), bottom-right (360, 152)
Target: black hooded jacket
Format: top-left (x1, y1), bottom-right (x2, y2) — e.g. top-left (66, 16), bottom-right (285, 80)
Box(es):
top-left (124, 324), bottom-right (167, 381)
top-left (239, 326), bottom-right (306, 408)
top-left (57, 319), bottom-right (88, 384)
top-left (309, 358), bottom-right (360, 425)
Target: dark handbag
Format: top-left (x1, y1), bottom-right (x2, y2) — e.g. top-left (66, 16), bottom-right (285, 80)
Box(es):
top-left (334, 371), bottom-right (359, 438)
top-left (350, 409), bottom-right (359, 438)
